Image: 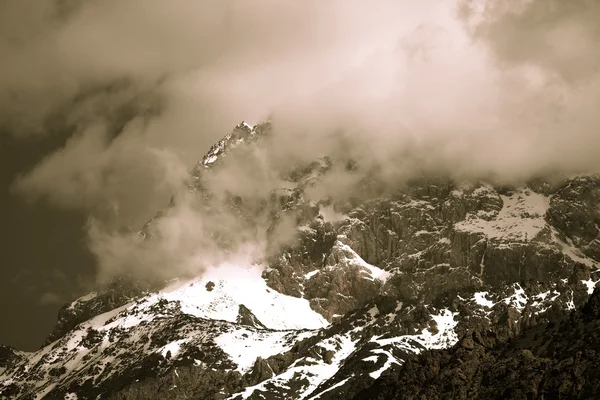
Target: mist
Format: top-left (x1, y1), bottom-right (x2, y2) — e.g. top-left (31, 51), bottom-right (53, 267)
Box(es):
top-left (3, 0), bottom-right (600, 282)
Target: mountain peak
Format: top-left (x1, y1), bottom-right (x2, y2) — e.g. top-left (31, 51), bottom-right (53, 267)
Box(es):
top-left (2, 124), bottom-right (600, 399)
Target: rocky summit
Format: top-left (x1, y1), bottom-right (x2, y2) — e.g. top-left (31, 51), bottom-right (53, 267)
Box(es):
top-left (2, 122), bottom-right (600, 400)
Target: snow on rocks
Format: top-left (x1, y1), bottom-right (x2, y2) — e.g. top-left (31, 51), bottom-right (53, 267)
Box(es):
top-left (552, 230), bottom-right (600, 267)
top-left (158, 263), bottom-right (329, 330)
top-left (473, 291), bottom-right (495, 308)
top-left (233, 333), bottom-right (359, 400)
top-left (359, 309), bottom-right (459, 379)
top-left (454, 187), bottom-right (550, 241)
top-left (200, 121), bottom-right (257, 168)
top-left (582, 278), bottom-right (600, 294)
top-left (66, 292), bottom-right (98, 310)
top-left (368, 349), bottom-right (401, 380)
top-left (216, 329), bottom-right (311, 373)
top-left (502, 283), bottom-right (528, 312)
top-left (160, 339), bottom-right (189, 358)
top-left (307, 376), bottom-right (352, 399)
top-left (371, 309), bottom-right (459, 352)
top-left (329, 241), bottom-right (390, 282)
top-left (0, 260), bottom-right (330, 399)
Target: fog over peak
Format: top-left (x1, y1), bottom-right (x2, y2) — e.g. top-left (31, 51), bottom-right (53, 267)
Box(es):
top-left (2, 0), bottom-right (600, 281)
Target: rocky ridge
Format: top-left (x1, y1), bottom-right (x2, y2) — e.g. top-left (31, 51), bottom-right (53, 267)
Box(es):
top-left (354, 287), bottom-right (600, 400)
top-left (1, 122), bottom-right (600, 399)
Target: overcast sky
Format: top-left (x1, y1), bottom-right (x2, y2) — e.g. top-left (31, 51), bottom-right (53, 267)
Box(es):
top-left (1, 0), bottom-right (600, 350)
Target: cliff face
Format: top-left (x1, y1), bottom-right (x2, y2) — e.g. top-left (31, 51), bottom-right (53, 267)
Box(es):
top-left (1, 123), bottom-right (600, 400)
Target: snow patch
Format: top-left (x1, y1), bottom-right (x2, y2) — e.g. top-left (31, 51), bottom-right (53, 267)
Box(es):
top-left (235, 333), bottom-right (358, 400)
top-left (372, 309), bottom-right (459, 351)
top-left (160, 339), bottom-right (189, 358)
top-left (158, 263), bottom-right (328, 330)
top-left (455, 188), bottom-right (549, 241)
top-left (582, 279), bottom-right (600, 295)
top-left (555, 233), bottom-right (599, 267)
top-left (216, 329), bottom-right (308, 372)
top-left (308, 376), bottom-right (352, 399)
top-left (369, 349), bottom-right (401, 379)
top-left (241, 121), bottom-right (254, 130)
top-left (473, 291), bottom-right (495, 308)
top-left (305, 270), bottom-right (319, 279)
top-left (365, 309), bottom-right (459, 379)
top-left (335, 241), bottom-right (391, 282)
top-left (67, 292), bottom-right (98, 310)
top-left (503, 284), bottom-right (528, 312)
top-left (204, 155), bottom-right (218, 165)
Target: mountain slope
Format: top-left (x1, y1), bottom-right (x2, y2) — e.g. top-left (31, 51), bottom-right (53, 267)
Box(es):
top-left (354, 288), bottom-right (600, 400)
top-left (2, 123), bottom-right (600, 400)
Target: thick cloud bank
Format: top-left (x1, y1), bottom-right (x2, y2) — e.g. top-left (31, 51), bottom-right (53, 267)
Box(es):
top-left (2, 0), bottom-right (599, 280)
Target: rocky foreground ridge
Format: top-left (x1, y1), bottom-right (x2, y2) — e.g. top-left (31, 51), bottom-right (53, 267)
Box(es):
top-left (356, 287), bottom-right (600, 400)
top-left (2, 122), bottom-right (600, 399)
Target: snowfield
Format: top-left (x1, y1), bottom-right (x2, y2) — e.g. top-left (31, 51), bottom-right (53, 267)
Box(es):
top-left (158, 263), bottom-right (329, 330)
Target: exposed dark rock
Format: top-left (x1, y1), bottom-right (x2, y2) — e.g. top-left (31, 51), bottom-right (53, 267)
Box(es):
top-left (0, 346), bottom-right (24, 373)
top-left (353, 289), bottom-right (600, 400)
top-left (246, 357), bottom-right (275, 386)
top-left (236, 305), bottom-right (267, 329)
top-left (44, 276), bottom-right (152, 346)
top-left (206, 281), bottom-right (215, 292)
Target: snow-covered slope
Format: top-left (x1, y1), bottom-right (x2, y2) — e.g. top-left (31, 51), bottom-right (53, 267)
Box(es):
top-left (158, 263), bottom-right (328, 330)
top-left (0, 262), bottom-right (323, 399)
top-left (454, 187), bottom-right (550, 241)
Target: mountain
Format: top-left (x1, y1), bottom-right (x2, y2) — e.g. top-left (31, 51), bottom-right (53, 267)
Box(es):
top-left (2, 122), bottom-right (600, 400)
top-left (355, 288), bottom-right (600, 400)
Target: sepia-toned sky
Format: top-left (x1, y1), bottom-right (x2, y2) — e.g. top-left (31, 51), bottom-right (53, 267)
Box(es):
top-left (1, 0), bottom-right (600, 350)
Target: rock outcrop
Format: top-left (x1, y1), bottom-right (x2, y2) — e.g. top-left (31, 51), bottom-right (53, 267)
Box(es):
top-left (354, 288), bottom-right (600, 400)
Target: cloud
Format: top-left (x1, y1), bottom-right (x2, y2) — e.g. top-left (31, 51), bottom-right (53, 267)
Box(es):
top-left (4, 0), bottom-right (409, 224)
top-left (14, 267), bottom-right (94, 306)
top-left (458, 0), bottom-right (600, 82)
top-left (39, 292), bottom-right (63, 306)
top-left (3, 0), bottom-right (600, 281)
top-left (12, 119), bottom-right (190, 228)
top-left (86, 190), bottom-right (272, 283)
